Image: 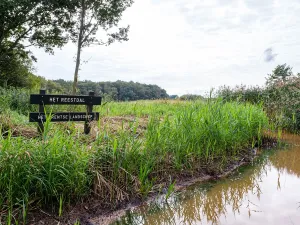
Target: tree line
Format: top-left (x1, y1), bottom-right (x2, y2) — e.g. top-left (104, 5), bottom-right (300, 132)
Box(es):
top-left (52, 79), bottom-right (169, 101)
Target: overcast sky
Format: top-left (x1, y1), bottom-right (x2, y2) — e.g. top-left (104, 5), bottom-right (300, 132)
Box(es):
top-left (33, 0), bottom-right (300, 96)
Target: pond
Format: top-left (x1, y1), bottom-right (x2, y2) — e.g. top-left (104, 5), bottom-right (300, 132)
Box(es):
top-left (112, 134), bottom-right (300, 225)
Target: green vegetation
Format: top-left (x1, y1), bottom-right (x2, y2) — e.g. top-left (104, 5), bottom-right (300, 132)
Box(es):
top-left (54, 79), bottom-right (169, 101)
top-left (0, 0), bottom-right (78, 88)
top-left (69, 0), bottom-right (133, 94)
top-left (0, 0), bottom-right (133, 93)
top-left (0, 81), bottom-right (169, 115)
top-left (1, 1), bottom-right (295, 224)
top-left (0, 99), bottom-right (268, 223)
top-left (0, 0), bottom-right (166, 102)
top-left (0, 88), bottom-right (35, 115)
top-left (217, 64), bottom-right (300, 133)
top-left (97, 100), bottom-right (188, 117)
top-left (179, 94), bottom-right (204, 101)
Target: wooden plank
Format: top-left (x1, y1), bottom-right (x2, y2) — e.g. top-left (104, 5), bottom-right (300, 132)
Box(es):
top-left (29, 112), bottom-right (100, 122)
top-left (30, 94), bottom-right (102, 105)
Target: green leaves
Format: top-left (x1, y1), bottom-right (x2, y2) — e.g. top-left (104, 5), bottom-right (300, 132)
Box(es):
top-left (0, 0), bottom-right (77, 52)
top-left (0, 0), bottom-right (80, 88)
top-left (69, 0), bottom-right (133, 47)
top-left (269, 64), bottom-right (293, 83)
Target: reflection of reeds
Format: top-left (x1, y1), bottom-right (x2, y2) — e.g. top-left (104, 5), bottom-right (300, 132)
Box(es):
top-left (114, 135), bottom-right (300, 225)
top-left (196, 168), bottom-right (265, 225)
top-left (117, 156), bottom-right (271, 225)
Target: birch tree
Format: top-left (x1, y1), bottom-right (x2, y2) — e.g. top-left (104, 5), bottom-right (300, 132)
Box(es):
top-left (70, 0), bottom-right (133, 94)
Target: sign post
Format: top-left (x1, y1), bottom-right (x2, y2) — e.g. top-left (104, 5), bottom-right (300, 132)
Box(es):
top-left (38, 89), bottom-right (46, 133)
top-left (29, 90), bottom-right (101, 135)
top-left (85, 91), bottom-right (94, 134)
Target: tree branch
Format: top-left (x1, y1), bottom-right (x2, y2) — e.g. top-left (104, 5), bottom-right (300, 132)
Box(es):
top-left (81, 23), bottom-right (98, 45)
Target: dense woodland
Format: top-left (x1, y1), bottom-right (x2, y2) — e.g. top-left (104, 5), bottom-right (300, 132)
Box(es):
top-left (0, 75), bottom-right (170, 101)
top-left (53, 79), bottom-right (169, 101)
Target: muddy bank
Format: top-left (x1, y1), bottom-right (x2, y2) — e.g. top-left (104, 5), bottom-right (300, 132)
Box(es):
top-left (27, 136), bottom-right (277, 225)
top-left (87, 158), bottom-right (258, 225)
top-left (112, 133), bottom-right (300, 225)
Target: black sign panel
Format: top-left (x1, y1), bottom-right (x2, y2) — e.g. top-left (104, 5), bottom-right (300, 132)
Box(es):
top-left (30, 94), bottom-right (102, 105)
top-left (29, 112), bottom-right (100, 122)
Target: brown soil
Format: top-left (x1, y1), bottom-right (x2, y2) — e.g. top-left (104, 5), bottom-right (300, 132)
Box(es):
top-left (94, 116), bottom-right (149, 136)
top-left (1, 116), bottom-right (148, 140)
top-left (2, 126), bottom-right (38, 138)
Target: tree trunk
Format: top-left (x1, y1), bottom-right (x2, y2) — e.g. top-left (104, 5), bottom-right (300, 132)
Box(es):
top-left (3, 78), bottom-right (8, 88)
top-left (72, 0), bottom-right (86, 95)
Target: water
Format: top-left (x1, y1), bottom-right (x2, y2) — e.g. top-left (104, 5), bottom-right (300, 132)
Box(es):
top-left (112, 134), bottom-right (300, 225)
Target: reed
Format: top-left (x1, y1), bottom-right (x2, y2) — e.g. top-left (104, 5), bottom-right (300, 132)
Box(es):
top-left (0, 99), bottom-right (268, 223)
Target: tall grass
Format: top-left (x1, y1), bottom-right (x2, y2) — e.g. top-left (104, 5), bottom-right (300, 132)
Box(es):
top-left (96, 100), bottom-right (191, 117)
top-left (145, 101), bottom-right (266, 162)
top-left (91, 101), bottom-right (268, 204)
top-left (0, 127), bottom-right (91, 223)
top-left (0, 87), bottom-right (35, 115)
top-left (0, 100), bottom-right (269, 223)
top-left (217, 77), bottom-right (300, 133)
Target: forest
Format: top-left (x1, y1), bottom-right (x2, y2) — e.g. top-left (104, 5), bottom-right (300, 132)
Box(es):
top-left (53, 79), bottom-right (169, 101)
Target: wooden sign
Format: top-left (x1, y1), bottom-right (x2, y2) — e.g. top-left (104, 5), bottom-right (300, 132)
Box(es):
top-left (29, 112), bottom-right (100, 122)
top-left (29, 90), bottom-right (101, 134)
top-left (30, 94), bottom-right (101, 105)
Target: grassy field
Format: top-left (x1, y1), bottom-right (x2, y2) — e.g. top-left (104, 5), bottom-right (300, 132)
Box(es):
top-left (0, 98), bottom-right (270, 224)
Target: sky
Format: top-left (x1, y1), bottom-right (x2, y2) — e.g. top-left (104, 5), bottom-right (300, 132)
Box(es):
top-left (32, 0), bottom-right (300, 96)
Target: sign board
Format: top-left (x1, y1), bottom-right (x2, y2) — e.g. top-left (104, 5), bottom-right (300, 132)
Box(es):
top-left (29, 90), bottom-right (101, 134)
top-left (30, 94), bottom-right (102, 105)
top-left (29, 112), bottom-right (99, 122)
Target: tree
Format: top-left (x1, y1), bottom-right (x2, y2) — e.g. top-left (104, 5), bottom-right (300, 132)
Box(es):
top-left (0, 0), bottom-right (77, 55)
top-left (0, 0), bottom-right (79, 87)
top-left (0, 47), bottom-right (34, 87)
top-left (69, 0), bottom-right (133, 94)
top-left (267, 64), bottom-right (293, 84)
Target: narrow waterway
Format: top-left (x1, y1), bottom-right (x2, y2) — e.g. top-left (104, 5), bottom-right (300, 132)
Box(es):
top-left (112, 134), bottom-right (300, 225)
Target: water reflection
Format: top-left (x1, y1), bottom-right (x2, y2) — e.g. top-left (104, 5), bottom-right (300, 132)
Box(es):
top-left (113, 134), bottom-right (300, 225)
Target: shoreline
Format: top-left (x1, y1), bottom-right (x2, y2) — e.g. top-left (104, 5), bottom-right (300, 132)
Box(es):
top-left (89, 158), bottom-right (250, 225)
top-left (29, 142), bottom-right (276, 225)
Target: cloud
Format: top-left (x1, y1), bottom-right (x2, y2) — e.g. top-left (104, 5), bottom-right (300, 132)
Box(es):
top-left (32, 0), bottom-right (300, 95)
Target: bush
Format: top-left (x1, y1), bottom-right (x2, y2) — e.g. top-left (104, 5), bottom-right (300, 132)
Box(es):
top-left (0, 87), bottom-right (36, 115)
top-left (217, 76), bottom-right (300, 133)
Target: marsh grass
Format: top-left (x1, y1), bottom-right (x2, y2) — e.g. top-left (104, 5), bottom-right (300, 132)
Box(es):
top-left (217, 77), bottom-right (300, 133)
top-left (0, 126), bottom-right (91, 223)
top-left (0, 100), bottom-right (269, 223)
top-left (95, 99), bottom-right (195, 117)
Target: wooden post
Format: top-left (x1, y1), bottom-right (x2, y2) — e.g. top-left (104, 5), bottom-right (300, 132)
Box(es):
top-left (38, 89), bottom-right (46, 134)
top-left (84, 91), bottom-right (94, 134)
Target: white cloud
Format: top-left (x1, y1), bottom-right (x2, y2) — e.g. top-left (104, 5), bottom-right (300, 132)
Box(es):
top-left (33, 0), bottom-right (300, 95)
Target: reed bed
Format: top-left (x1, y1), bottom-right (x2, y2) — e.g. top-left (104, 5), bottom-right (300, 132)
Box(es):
top-left (0, 100), bottom-right (268, 224)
